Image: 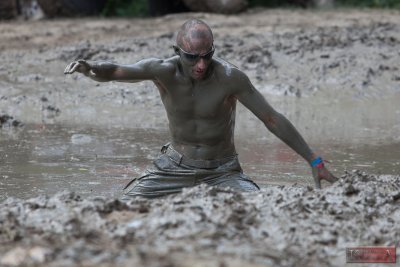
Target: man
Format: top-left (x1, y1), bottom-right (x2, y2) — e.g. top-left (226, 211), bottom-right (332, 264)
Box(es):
top-left (64, 19), bottom-right (337, 198)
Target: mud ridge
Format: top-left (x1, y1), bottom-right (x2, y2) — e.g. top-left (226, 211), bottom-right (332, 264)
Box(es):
top-left (0, 170), bottom-right (399, 267)
top-left (0, 114), bottom-right (23, 128)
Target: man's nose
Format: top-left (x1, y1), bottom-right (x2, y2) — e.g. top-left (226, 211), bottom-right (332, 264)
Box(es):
top-left (195, 58), bottom-right (207, 69)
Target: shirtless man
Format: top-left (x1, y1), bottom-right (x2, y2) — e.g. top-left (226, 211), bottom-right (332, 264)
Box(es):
top-left (64, 19), bottom-right (337, 198)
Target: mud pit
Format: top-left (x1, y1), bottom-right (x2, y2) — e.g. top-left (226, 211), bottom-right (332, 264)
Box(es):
top-left (1, 8), bottom-right (400, 267)
top-left (1, 171), bottom-right (399, 267)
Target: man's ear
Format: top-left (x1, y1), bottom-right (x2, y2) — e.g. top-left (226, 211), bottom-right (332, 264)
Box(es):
top-left (172, 46), bottom-right (180, 55)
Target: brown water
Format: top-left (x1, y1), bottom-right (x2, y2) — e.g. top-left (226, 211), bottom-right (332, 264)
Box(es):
top-left (1, 124), bottom-right (399, 201)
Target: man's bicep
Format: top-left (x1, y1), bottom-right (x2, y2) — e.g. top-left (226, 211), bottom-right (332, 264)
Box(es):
top-left (235, 77), bottom-right (278, 124)
top-left (239, 90), bottom-right (278, 125)
top-left (113, 58), bottom-right (165, 82)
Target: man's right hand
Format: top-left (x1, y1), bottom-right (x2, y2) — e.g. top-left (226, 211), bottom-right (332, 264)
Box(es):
top-left (64, 59), bottom-right (92, 76)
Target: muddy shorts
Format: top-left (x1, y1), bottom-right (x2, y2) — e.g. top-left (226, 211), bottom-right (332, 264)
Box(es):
top-left (121, 143), bottom-right (260, 199)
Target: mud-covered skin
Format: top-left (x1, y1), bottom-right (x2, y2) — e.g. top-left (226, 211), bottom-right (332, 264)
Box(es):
top-left (64, 19), bottom-right (337, 188)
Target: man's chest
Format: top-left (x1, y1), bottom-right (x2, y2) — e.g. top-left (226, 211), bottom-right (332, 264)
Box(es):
top-left (161, 80), bottom-right (235, 119)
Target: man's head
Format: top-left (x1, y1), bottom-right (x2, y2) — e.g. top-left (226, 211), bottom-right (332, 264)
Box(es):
top-left (175, 19), bottom-right (214, 80)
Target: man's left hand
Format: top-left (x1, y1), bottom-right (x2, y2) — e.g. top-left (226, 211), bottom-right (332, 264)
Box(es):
top-left (311, 165), bottom-right (338, 189)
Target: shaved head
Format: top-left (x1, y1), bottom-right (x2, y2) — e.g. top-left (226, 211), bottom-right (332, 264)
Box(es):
top-left (176, 19), bottom-right (213, 51)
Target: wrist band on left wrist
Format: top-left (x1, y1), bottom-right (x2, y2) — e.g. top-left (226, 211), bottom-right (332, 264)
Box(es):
top-left (311, 156), bottom-right (324, 168)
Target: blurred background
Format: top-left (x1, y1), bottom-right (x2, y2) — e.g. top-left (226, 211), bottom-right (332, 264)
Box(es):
top-left (1, 0), bottom-right (400, 20)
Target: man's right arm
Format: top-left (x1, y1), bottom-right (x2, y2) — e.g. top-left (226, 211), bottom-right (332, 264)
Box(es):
top-left (64, 58), bottom-right (168, 83)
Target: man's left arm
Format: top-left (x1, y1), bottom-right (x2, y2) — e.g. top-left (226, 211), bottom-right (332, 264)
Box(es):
top-left (233, 71), bottom-right (337, 188)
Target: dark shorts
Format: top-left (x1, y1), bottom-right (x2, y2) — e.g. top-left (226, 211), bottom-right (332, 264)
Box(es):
top-left (121, 144), bottom-right (260, 199)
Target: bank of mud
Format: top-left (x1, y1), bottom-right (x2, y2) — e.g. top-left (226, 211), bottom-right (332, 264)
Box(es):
top-left (0, 170), bottom-right (399, 267)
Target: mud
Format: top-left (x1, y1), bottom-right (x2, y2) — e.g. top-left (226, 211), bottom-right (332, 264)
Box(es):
top-left (0, 9), bottom-right (400, 142)
top-left (0, 170), bottom-right (399, 267)
top-left (0, 115), bottom-right (23, 128)
top-left (1, 8), bottom-right (400, 267)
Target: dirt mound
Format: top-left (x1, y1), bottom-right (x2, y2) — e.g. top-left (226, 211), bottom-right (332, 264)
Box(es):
top-left (1, 170), bottom-right (399, 267)
top-left (0, 114), bottom-right (23, 128)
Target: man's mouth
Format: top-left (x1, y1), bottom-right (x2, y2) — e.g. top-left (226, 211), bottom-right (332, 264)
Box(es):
top-left (194, 69), bottom-right (205, 76)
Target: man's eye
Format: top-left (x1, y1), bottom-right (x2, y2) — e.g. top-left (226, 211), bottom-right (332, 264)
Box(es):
top-left (184, 54), bottom-right (198, 61)
top-left (203, 51), bottom-right (214, 60)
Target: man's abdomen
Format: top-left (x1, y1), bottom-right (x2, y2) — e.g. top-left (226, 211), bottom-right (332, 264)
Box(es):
top-left (169, 118), bottom-right (236, 160)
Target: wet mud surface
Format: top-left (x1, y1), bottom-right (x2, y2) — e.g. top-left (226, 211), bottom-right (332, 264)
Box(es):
top-left (1, 171), bottom-right (399, 267)
top-left (0, 9), bottom-right (400, 141)
top-left (1, 8), bottom-right (400, 267)
top-left (1, 125), bottom-right (400, 202)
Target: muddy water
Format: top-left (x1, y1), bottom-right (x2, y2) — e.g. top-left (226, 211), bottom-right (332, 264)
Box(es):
top-left (1, 124), bottom-right (399, 201)
top-left (0, 125), bottom-right (164, 201)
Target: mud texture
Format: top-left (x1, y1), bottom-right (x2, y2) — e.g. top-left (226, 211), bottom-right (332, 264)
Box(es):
top-left (0, 114), bottom-right (23, 128)
top-left (0, 170), bottom-right (399, 267)
top-left (0, 9), bottom-right (399, 143)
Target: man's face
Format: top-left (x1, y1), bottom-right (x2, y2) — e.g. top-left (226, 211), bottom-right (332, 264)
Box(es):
top-left (175, 39), bottom-right (214, 80)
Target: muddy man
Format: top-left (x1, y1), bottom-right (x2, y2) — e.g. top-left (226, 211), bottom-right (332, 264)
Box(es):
top-left (64, 19), bottom-right (337, 198)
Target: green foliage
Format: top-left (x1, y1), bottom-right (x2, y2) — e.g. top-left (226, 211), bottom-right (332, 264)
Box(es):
top-left (248, 0), bottom-right (296, 7)
top-left (102, 0), bottom-right (149, 17)
top-left (335, 0), bottom-right (400, 8)
top-left (100, 0), bottom-right (400, 17)
top-left (248, 0), bottom-right (400, 8)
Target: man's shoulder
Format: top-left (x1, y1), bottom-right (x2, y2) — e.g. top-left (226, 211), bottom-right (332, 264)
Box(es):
top-left (144, 56), bottom-right (177, 70)
top-left (213, 58), bottom-right (247, 80)
top-left (134, 56), bottom-right (177, 79)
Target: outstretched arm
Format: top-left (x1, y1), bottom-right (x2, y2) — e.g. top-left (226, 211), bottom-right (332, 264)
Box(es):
top-left (64, 58), bottom-right (167, 83)
top-left (234, 71), bottom-right (337, 188)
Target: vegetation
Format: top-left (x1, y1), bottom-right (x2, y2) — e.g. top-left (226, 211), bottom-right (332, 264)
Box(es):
top-left (102, 0), bottom-right (148, 17)
top-left (248, 0), bottom-right (400, 8)
top-left (334, 0), bottom-right (400, 8)
top-left (101, 0), bottom-right (400, 17)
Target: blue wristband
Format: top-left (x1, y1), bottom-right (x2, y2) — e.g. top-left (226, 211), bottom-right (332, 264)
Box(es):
top-left (311, 156), bottom-right (323, 167)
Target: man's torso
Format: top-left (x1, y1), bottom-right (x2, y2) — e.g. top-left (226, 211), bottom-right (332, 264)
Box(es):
top-left (153, 57), bottom-right (239, 160)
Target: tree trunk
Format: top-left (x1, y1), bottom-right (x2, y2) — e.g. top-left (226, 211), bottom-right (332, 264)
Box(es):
top-left (148, 0), bottom-right (188, 16)
top-left (37, 0), bottom-right (106, 17)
